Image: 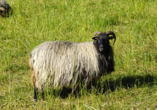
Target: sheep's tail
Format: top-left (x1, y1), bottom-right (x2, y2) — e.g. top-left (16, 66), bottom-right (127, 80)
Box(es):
top-left (29, 53), bottom-right (36, 87)
top-left (31, 67), bottom-right (36, 87)
top-left (29, 59), bottom-right (38, 100)
top-left (30, 62), bottom-right (36, 87)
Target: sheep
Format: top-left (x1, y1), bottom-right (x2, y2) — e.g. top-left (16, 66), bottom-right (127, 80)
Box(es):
top-left (0, 0), bottom-right (12, 17)
top-left (29, 31), bottom-right (116, 100)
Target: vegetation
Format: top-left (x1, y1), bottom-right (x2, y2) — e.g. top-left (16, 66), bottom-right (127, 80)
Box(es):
top-left (0, 0), bottom-right (157, 109)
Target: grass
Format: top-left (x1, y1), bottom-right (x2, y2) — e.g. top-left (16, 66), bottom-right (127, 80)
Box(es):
top-left (0, 0), bottom-right (157, 109)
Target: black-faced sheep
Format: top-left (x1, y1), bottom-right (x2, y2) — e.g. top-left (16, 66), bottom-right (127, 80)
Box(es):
top-left (29, 31), bottom-right (116, 100)
top-left (0, 0), bottom-right (12, 17)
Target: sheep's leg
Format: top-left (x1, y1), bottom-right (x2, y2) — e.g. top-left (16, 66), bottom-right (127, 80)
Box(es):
top-left (31, 67), bottom-right (38, 101)
top-left (34, 87), bottom-right (38, 101)
top-left (42, 89), bottom-right (44, 100)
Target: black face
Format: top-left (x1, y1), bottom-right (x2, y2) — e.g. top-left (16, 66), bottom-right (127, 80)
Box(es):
top-left (92, 33), bottom-right (110, 53)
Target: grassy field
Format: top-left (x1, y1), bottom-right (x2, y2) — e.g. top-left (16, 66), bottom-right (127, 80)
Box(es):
top-left (0, 0), bottom-right (157, 109)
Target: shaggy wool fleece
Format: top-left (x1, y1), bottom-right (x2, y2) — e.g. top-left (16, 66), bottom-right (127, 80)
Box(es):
top-left (29, 41), bottom-right (106, 90)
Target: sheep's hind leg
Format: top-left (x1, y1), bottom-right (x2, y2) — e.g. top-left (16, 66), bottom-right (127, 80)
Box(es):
top-left (34, 87), bottom-right (38, 101)
top-left (42, 89), bottom-right (44, 100)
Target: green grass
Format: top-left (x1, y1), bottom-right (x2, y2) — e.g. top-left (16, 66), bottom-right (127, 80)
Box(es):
top-left (0, 0), bottom-right (157, 109)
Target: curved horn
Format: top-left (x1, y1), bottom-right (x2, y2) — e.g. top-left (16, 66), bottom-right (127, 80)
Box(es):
top-left (93, 31), bottom-right (101, 37)
top-left (106, 31), bottom-right (116, 44)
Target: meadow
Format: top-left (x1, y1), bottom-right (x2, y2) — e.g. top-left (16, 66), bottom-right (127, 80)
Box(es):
top-left (0, 0), bottom-right (157, 109)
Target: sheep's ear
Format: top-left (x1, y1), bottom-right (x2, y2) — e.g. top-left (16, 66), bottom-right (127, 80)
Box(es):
top-left (92, 37), bottom-right (97, 40)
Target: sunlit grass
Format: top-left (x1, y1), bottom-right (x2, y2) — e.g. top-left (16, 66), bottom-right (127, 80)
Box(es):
top-left (0, 0), bottom-right (157, 109)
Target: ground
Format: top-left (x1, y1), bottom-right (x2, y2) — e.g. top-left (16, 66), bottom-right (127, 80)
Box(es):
top-left (0, 0), bottom-right (157, 109)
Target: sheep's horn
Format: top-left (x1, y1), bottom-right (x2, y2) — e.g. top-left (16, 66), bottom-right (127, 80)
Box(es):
top-left (93, 31), bottom-right (101, 37)
top-left (106, 31), bottom-right (116, 44)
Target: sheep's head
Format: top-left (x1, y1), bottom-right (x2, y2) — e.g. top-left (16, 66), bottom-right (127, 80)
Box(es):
top-left (0, 0), bottom-right (12, 17)
top-left (92, 31), bottom-right (116, 53)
